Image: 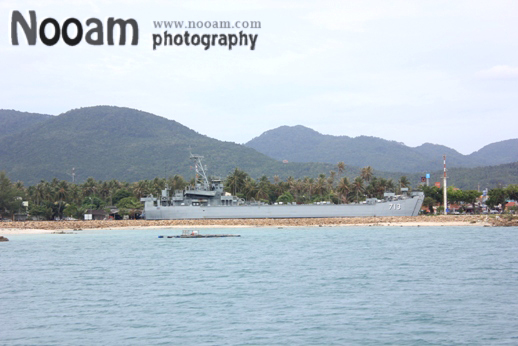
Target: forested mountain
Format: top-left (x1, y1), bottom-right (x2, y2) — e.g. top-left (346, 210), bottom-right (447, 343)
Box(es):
top-left (0, 106), bottom-right (516, 189)
top-left (0, 109), bottom-right (52, 139)
top-left (245, 125), bottom-right (518, 173)
top-left (0, 106), bottom-right (350, 185)
top-left (469, 139), bottom-right (518, 166)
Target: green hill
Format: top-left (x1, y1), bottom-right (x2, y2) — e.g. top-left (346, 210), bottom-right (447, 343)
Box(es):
top-left (0, 106), bottom-right (349, 185)
top-left (469, 139), bottom-right (518, 166)
top-left (0, 109), bottom-right (52, 139)
top-left (0, 106), bottom-right (516, 189)
top-left (245, 125), bottom-right (518, 173)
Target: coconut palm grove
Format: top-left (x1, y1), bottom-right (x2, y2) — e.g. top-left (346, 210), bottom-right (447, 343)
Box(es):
top-left (1, 166), bottom-right (516, 221)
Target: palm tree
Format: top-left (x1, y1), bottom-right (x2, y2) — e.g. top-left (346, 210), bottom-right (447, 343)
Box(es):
top-left (360, 166), bottom-right (373, 183)
top-left (14, 181), bottom-right (25, 194)
top-left (26, 185), bottom-right (36, 204)
top-left (68, 184), bottom-right (82, 205)
top-left (256, 176), bottom-right (271, 201)
top-left (50, 178), bottom-right (60, 190)
top-left (82, 177), bottom-right (98, 197)
top-left (169, 174), bottom-right (187, 191)
top-left (42, 181), bottom-right (53, 204)
top-left (55, 180), bottom-right (69, 218)
top-left (34, 180), bottom-right (47, 205)
top-left (225, 168), bottom-right (248, 195)
top-left (286, 176), bottom-right (296, 192)
top-left (377, 178), bottom-right (389, 198)
top-left (272, 179), bottom-right (285, 199)
top-left (132, 180), bottom-right (150, 199)
top-left (243, 176), bottom-right (258, 200)
top-left (398, 176), bottom-right (411, 193)
top-left (337, 162), bottom-right (346, 177)
top-left (99, 181), bottom-right (110, 202)
top-left (337, 177), bottom-right (351, 203)
top-left (399, 176), bottom-right (410, 188)
top-left (287, 179), bottom-right (301, 201)
top-left (352, 177), bottom-right (365, 203)
top-left (365, 177), bottom-right (388, 199)
top-left (287, 177), bottom-right (300, 199)
top-left (107, 180), bottom-right (121, 205)
top-left (225, 170), bottom-right (239, 195)
top-left (315, 174), bottom-right (328, 197)
top-left (386, 179), bottom-right (395, 192)
top-left (365, 177), bottom-right (378, 198)
top-left (152, 177), bottom-right (166, 197)
top-left (304, 177), bottom-right (315, 200)
top-left (328, 170), bottom-right (337, 190)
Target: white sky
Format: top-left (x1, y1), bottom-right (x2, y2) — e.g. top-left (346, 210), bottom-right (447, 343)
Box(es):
top-left (1, 0), bottom-right (517, 155)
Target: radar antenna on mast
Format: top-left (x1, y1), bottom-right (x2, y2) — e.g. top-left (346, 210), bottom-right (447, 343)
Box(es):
top-left (66, 167), bottom-right (76, 183)
top-left (190, 154), bottom-right (209, 190)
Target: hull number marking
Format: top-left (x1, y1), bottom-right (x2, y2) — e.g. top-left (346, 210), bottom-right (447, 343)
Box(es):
top-left (389, 203), bottom-right (401, 210)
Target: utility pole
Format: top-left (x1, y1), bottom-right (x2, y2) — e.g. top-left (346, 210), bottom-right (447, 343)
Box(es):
top-left (443, 155), bottom-right (447, 215)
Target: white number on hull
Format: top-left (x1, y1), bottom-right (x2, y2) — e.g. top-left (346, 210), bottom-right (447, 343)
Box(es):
top-left (389, 203), bottom-right (401, 210)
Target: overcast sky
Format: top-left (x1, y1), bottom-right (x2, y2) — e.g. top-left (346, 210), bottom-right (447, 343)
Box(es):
top-left (1, 0), bottom-right (517, 155)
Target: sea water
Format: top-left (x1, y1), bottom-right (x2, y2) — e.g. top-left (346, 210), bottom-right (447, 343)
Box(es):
top-left (1, 226), bottom-right (517, 345)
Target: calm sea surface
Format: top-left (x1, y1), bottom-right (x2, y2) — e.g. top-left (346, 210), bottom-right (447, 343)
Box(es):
top-left (1, 226), bottom-right (518, 345)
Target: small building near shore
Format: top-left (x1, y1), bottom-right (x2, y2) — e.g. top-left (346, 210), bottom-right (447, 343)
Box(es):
top-left (14, 213), bottom-right (28, 221)
top-left (85, 209), bottom-right (108, 221)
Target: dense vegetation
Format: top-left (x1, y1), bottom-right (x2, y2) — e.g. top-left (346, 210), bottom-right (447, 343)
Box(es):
top-left (2, 166), bottom-right (515, 220)
top-left (245, 125), bottom-right (518, 172)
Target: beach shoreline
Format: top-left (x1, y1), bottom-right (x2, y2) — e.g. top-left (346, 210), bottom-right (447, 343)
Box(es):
top-left (1, 215), bottom-right (511, 235)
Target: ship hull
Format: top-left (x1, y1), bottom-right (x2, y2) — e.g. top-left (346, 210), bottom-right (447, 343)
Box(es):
top-left (144, 195), bottom-right (424, 220)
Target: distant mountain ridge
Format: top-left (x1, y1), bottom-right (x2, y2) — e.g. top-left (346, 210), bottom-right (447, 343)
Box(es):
top-left (469, 139), bottom-right (518, 166)
top-left (0, 109), bottom-right (53, 139)
top-left (245, 125), bottom-right (518, 173)
top-left (0, 106), bottom-right (516, 189)
top-left (0, 106), bottom-right (344, 185)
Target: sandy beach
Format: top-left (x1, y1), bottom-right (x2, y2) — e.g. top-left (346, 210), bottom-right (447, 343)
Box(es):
top-left (2, 215), bottom-right (515, 235)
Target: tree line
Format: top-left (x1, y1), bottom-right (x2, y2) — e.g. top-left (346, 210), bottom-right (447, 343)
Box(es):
top-left (0, 171), bottom-right (189, 220)
top-left (1, 165), bottom-right (516, 220)
top-left (420, 184), bottom-right (518, 213)
top-left (223, 164), bottom-right (411, 205)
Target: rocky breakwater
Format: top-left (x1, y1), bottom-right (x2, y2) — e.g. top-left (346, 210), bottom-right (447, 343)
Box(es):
top-left (0, 215), bottom-right (492, 231)
top-left (486, 215), bottom-right (518, 227)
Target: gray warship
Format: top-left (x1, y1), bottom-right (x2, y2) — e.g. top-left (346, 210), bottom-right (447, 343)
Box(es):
top-left (141, 154), bottom-right (424, 220)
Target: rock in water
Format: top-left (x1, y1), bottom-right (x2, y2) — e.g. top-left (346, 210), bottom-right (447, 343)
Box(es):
top-left (0, 236), bottom-right (9, 242)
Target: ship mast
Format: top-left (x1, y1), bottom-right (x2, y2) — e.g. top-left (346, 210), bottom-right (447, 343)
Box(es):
top-left (190, 154), bottom-right (209, 190)
top-left (443, 155), bottom-right (448, 215)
